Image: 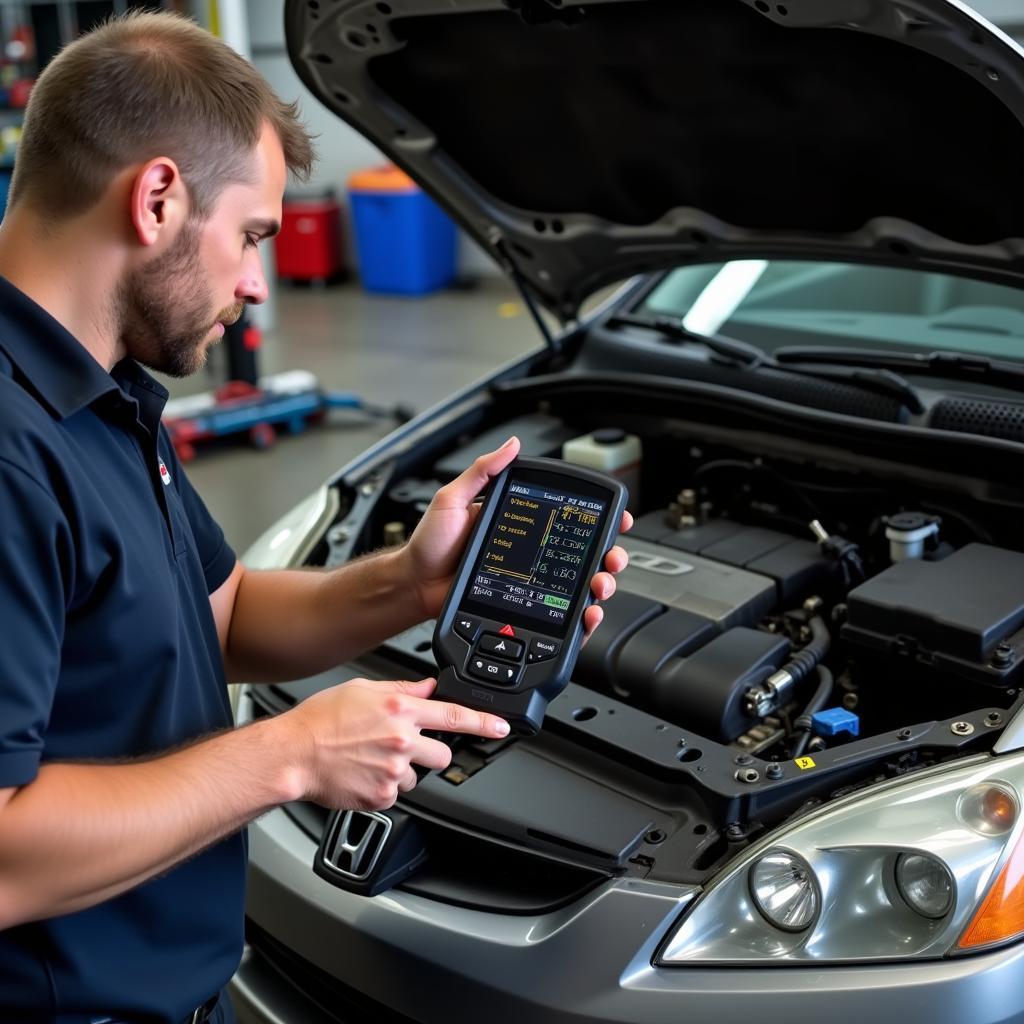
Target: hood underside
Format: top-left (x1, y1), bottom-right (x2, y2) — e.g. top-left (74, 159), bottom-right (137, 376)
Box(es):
top-left (286, 0), bottom-right (1024, 320)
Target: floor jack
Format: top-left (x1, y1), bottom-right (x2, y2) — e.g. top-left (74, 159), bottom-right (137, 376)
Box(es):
top-left (163, 316), bottom-right (411, 463)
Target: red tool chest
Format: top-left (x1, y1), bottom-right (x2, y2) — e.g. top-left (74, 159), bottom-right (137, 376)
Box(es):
top-left (274, 194), bottom-right (343, 282)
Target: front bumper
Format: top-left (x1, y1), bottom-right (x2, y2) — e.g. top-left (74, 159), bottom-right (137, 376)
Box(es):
top-left (235, 805), bottom-right (1024, 1024)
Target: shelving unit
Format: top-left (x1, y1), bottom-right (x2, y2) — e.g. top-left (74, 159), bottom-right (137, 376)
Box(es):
top-left (2, 0), bottom-right (140, 72)
top-left (0, 0), bottom-right (183, 216)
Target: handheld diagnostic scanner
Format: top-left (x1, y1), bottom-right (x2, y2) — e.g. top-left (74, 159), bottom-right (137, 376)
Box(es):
top-left (432, 456), bottom-right (628, 735)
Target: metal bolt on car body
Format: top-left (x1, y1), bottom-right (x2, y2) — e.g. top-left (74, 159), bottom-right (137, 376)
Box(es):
top-left (992, 643), bottom-right (1015, 669)
top-left (951, 721), bottom-right (976, 736)
top-left (668, 488), bottom-right (700, 529)
top-left (736, 767), bottom-right (761, 784)
top-left (383, 521), bottom-right (406, 546)
top-left (679, 489), bottom-right (698, 526)
top-left (645, 829), bottom-right (667, 845)
top-left (985, 712), bottom-right (1004, 728)
top-left (327, 525), bottom-right (350, 545)
top-left (766, 762), bottom-right (784, 780)
top-left (734, 754), bottom-right (753, 766)
top-left (898, 728), bottom-right (913, 740)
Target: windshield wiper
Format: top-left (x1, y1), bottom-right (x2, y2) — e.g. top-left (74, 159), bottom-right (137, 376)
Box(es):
top-left (775, 345), bottom-right (1024, 393)
top-left (608, 314), bottom-right (924, 412)
top-left (607, 312), bottom-right (766, 368)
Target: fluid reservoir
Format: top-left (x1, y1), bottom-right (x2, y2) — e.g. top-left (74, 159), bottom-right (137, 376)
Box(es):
top-left (883, 512), bottom-right (941, 562)
top-left (562, 428), bottom-right (642, 512)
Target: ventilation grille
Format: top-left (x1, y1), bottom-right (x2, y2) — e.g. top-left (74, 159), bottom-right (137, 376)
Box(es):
top-left (754, 367), bottom-right (905, 422)
top-left (929, 397), bottom-right (1024, 443)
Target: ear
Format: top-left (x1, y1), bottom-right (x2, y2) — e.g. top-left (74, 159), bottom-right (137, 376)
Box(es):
top-left (129, 157), bottom-right (188, 248)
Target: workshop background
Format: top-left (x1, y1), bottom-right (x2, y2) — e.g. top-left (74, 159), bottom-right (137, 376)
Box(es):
top-left (1, 0), bottom-right (1023, 553)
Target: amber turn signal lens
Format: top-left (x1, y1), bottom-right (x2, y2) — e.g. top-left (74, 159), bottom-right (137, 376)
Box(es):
top-left (985, 789), bottom-right (1019, 832)
top-left (959, 832), bottom-right (1024, 950)
top-left (958, 784), bottom-right (1018, 837)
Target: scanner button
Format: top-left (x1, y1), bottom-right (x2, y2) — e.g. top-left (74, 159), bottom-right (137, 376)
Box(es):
top-left (468, 657), bottom-right (521, 686)
top-left (528, 638), bottom-right (561, 662)
top-left (478, 635), bottom-right (524, 660)
top-left (453, 616), bottom-right (481, 642)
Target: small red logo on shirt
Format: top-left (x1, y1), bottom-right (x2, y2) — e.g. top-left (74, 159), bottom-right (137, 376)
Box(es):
top-left (158, 460), bottom-right (171, 486)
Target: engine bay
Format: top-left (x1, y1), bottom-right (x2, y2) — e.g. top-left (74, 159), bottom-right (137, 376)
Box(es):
top-left (263, 392), bottom-right (1024, 895)
top-left (369, 411), bottom-right (1023, 733)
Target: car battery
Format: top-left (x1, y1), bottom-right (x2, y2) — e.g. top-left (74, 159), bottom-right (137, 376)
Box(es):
top-left (842, 542), bottom-right (1024, 688)
top-left (274, 194), bottom-right (343, 282)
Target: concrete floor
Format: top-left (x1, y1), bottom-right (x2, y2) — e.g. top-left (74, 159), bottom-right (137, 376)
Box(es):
top-left (159, 276), bottom-right (541, 555)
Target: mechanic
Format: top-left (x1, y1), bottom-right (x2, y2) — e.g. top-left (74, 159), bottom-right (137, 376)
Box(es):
top-left (0, 13), bottom-right (630, 1024)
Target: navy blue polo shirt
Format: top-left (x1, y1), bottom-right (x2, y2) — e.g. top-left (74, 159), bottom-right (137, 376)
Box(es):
top-left (0, 275), bottom-right (244, 1023)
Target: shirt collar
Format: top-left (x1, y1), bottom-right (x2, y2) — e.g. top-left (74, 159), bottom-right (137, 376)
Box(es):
top-left (0, 274), bottom-right (168, 426)
top-left (111, 357), bottom-right (170, 435)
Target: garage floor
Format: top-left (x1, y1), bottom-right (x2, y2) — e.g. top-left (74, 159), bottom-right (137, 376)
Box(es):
top-left (161, 276), bottom-right (540, 556)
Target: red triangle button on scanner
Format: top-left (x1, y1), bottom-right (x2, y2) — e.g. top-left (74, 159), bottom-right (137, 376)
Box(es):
top-left (499, 624), bottom-right (516, 637)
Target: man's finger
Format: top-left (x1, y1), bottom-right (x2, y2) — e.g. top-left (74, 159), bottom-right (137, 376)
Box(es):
top-left (590, 571), bottom-right (616, 602)
top-left (397, 766), bottom-right (419, 792)
top-left (410, 734), bottom-right (455, 772)
top-left (418, 700), bottom-right (511, 738)
top-left (433, 436), bottom-right (521, 509)
top-left (620, 510), bottom-right (634, 534)
top-left (604, 545), bottom-right (629, 574)
top-left (583, 604), bottom-right (604, 639)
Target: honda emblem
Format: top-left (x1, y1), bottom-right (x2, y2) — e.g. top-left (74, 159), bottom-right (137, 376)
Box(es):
top-left (323, 810), bottom-right (393, 880)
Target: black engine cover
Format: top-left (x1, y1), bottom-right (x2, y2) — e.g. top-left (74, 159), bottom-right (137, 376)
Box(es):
top-left (649, 628), bottom-right (791, 742)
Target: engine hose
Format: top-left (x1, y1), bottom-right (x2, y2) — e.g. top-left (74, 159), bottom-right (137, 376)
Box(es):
top-left (743, 615), bottom-right (832, 719)
top-left (791, 664), bottom-right (834, 760)
top-left (783, 615), bottom-right (830, 687)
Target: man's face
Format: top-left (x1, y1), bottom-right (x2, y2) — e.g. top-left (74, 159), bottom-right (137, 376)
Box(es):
top-left (118, 123), bottom-right (286, 377)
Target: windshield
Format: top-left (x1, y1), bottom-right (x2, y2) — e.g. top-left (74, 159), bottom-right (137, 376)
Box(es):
top-left (637, 261), bottom-right (1024, 363)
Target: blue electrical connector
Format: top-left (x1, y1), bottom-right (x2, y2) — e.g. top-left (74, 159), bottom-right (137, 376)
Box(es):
top-left (811, 707), bottom-right (860, 738)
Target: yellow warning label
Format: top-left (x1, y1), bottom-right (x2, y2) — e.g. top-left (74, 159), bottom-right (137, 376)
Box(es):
top-left (795, 756), bottom-right (817, 770)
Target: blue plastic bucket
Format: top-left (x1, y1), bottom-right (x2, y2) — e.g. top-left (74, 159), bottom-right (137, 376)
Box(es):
top-left (348, 167), bottom-right (457, 295)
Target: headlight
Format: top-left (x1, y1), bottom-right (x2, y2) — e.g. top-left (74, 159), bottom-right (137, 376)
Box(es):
top-left (895, 853), bottom-right (954, 919)
top-left (658, 751), bottom-right (1024, 965)
top-left (749, 852), bottom-right (819, 932)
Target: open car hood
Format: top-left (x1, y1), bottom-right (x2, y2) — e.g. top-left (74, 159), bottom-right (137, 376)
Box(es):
top-left (286, 0), bottom-right (1024, 321)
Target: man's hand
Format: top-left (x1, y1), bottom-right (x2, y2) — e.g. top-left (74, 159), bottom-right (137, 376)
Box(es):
top-left (283, 677), bottom-right (509, 810)
top-left (0, 675), bottom-right (506, 928)
top-left (404, 436), bottom-right (633, 640)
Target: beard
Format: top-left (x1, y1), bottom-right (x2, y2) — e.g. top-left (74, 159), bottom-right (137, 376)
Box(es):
top-left (116, 219), bottom-right (244, 378)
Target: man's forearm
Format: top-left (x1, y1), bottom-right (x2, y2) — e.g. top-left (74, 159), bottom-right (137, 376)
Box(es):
top-left (0, 715), bottom-right (303, 930)
top-left (224, 547), bottom-right (425, 683)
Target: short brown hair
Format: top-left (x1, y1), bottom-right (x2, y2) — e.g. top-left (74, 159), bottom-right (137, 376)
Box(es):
top-left (9, 11), bottom-right (315, 219)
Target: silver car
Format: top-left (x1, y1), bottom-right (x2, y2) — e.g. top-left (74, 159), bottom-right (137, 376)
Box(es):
top-left (232, 1), bottom-right (1024, 1021)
